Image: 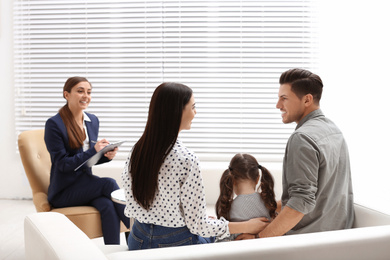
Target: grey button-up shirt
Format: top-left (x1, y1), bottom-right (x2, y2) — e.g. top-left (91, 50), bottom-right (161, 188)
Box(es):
top-left (282, 109), bottom-right (354, 234)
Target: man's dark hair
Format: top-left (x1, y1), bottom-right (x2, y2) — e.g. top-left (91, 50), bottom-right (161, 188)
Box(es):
top-left (279, 68), bottom-right (323, 103)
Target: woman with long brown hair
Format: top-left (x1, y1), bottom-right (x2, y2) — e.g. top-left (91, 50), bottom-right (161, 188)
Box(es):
top-left (215, 153), bottom-right (277, 241)
top-left (122, 82), bottom-right (268, 250)
top-left (45, 76), bottom-right (129, 244)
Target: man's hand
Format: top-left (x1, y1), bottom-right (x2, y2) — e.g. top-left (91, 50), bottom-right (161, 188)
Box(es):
top-left (258, 206), bottom-right (304, 238)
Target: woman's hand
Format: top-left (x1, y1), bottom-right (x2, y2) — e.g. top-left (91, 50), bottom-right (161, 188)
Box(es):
top-left (234, 217), bottom-right (270, 240)
top-left (94, 139), bottom-right (117, 160)
top-left (235, 233), bottom-right (256, 240)
top-left (104, 147), bottom-right (118, 160)
top-left (228, 217), bottom-right (270, 236)
top-left (245, 217), bottom-right (270, 234)
top-left (94, 139), bottom-right (109, 152)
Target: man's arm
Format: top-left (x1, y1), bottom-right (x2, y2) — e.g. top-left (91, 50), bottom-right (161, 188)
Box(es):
top-left (276, 200), bottom-right (282, 213)
top-left (235, 205), bottom-right (304, 240)
top-left (258, 205), bottom-right (304, 238)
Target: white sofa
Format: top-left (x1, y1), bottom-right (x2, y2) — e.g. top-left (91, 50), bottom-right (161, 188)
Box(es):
top-left (24, 161), bottom-right (390, 260)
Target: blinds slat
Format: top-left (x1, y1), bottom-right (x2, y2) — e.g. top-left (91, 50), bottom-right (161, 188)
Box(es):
top-left (13, 0), bottom-right (317, 161)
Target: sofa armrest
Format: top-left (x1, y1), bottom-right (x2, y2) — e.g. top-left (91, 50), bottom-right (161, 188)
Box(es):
top-left (24, 212), bottom-right (108, 260)
top-left (32, 191), bottom-right (51, 212)
top-left (353, 203), bottom-right (390, 227)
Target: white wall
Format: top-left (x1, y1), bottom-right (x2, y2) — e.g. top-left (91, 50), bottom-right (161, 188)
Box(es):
top-left (2, 0), bottom-right (390, 215)
top-left (0, 0), bottom-right (32, 199)
top-left (318, 0), bottom-right (390, 214)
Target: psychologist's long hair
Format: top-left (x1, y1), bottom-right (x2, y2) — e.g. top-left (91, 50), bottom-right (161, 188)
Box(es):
top-left (130, 82), bottom-right (193, 210)
top-left (215, 153), bottom-right (277, 220)
top-left (59, 76), bottom-right (90, 149)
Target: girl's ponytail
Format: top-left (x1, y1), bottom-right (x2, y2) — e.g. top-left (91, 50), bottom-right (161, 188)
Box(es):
top-left (259, 165), bottom-right (277, 219)
top-left (215, 169), bottom-right (234, 220)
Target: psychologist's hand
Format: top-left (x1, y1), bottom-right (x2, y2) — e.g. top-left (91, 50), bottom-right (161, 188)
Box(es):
top-left (94, 139), bottom-right (109, 152)
top-left (235, 233), bottom-right (256, 240)
top-left (104, 147), bottom-right (118, 160)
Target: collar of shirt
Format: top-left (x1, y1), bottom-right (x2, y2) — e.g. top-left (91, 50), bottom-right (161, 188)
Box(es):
top-left (83, 112), bottom-right (91, 122)
top-left (82, 112), bottom-right (91, 150)
top-left (296, 109), bottom-right (324, 130)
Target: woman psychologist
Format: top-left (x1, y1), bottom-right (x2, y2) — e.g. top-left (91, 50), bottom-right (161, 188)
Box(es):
top-left (44, 76), bottom-right (129, 244)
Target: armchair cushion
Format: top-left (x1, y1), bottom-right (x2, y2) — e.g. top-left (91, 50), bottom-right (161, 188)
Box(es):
top-left (18, 129), bottom-right (104, 238)
top-left (32, 191), bottom-right (51, 212)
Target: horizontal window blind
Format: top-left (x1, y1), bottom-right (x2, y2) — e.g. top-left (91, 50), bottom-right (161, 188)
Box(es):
top-left (13, 0), bottom-right (317, 162)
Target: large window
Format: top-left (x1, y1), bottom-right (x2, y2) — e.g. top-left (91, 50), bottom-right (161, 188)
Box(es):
top-left (13, 0), bottom-right (317, 161)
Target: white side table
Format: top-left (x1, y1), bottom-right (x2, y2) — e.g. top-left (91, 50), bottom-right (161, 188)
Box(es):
top-left (111, 188), bottom-right (126, 205)
top-left (111, 188), bottom-right (134, 230)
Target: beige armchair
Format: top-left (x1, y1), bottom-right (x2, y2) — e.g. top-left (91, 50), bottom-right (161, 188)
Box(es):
top-left (18, 129), bottom-right (127, 239)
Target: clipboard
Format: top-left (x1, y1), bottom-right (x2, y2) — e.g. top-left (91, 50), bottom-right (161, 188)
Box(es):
top-left (74, 141), bottom-right (126, 171)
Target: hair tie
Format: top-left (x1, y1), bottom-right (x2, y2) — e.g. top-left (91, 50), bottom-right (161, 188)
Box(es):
top-left (258, 165), bottom-right (262, 170)
top-left (228, 166), bottom-right (233, 171)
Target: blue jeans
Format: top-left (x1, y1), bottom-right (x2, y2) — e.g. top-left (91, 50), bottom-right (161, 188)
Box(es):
top-left (128, 220), bottom-right (215, 250)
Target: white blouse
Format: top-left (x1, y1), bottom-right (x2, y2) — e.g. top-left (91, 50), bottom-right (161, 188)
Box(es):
top-left (121, 140), bottom-right (230, 239)
top-left (82, 112), bottom-right (91, 152)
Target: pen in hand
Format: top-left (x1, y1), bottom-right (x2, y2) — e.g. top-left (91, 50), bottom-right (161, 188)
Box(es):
top-left (91, 140), bottom-right (110, 144)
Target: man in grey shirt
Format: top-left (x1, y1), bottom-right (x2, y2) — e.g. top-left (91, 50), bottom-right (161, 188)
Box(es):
top-left (257, 68), bottom-right (354, 237)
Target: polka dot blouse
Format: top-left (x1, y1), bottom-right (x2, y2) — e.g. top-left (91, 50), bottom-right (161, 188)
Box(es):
top-left (121, 140), bottom-right (230, 239)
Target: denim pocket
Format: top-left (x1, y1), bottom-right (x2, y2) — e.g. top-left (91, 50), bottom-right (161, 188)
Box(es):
top-left (128, 231), bottom-right (144, 250)
top-left (158, 237), bottom-right (193, 248)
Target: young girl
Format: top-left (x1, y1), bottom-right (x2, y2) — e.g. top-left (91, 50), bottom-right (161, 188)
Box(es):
top-left (122, 82), bottom-right (267, 250)
top-left (215, 153), bottom-right (277, 241)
